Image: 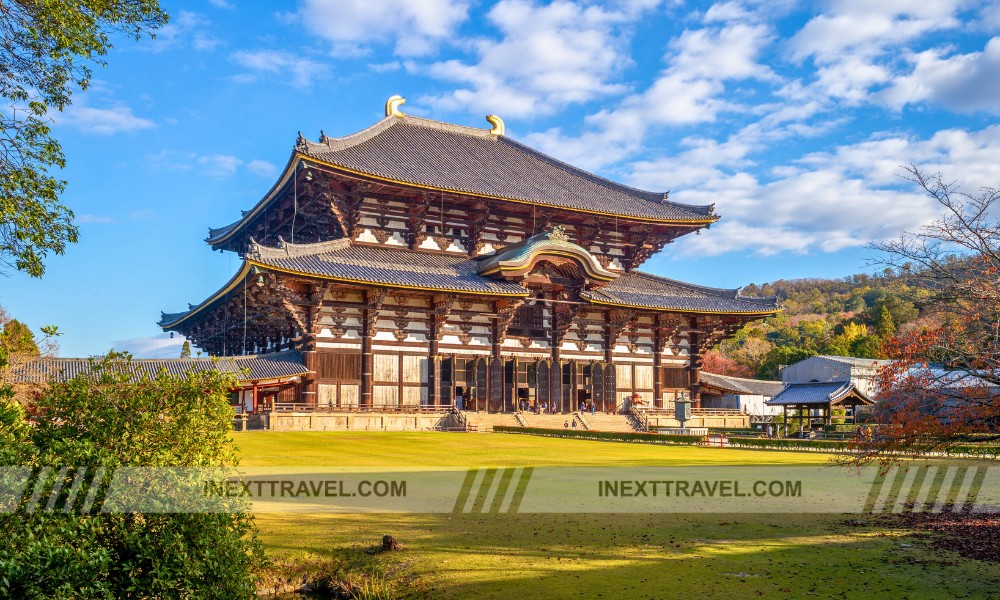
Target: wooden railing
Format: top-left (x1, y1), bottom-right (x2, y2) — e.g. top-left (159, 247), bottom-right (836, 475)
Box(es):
top-left (270, 403), bottom-right (454, 414)
top-left (636, 407), bottom-right (746, 417)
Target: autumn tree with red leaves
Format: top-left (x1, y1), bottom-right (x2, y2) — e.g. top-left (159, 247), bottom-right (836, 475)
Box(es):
top-left (854, 166), bottom-right (1000, 463)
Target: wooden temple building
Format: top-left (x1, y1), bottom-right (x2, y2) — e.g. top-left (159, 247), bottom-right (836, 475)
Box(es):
top-left (160, 97), bottom-right (779, 421)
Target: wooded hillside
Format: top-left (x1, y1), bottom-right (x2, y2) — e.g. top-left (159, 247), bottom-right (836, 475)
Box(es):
top-left (709, 269), bottom-right (931, 379)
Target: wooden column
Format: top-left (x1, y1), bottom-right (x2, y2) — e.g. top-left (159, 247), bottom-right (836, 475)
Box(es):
top-left (687, 316), bottom-right (702, 409)
top-left (603, 311), bottom-right (614, 363)
top-left (652, 317), bottom-right (663, 409)
top-left (429, 311), bottom-right (440, 407)
top-left (302, 350), bottom-right (318, 407)
top-left (360, 290), bottom-right (382, 407)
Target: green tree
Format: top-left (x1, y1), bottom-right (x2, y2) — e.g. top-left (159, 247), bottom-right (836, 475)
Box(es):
top-left (757, 346), bottom-right (816, 380)
top-left (874, 305), bottom-right (896, 338)
top-left (180, 339), bottom-right (191, 358)
top-left (849, 334), bottom-right (883, 359)
top-left (0, 353), bottom-right (264, 598)
top-left (1, 1), bottom-right (168, 277)
top-left (0, 305), bottom-right (59, 389)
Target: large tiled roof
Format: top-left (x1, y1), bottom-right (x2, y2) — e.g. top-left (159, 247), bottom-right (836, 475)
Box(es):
top-left (207, 115), bottom-right (717, 247)
top-left (700, 372), bottom-right (786, 397)
top-left (300, 116), bottom-right (715, 222)
top-left (162, 240), bottom-right (778, 329)
top-left (766, 381), bottom-right (872, 406)
top-left (251, 238), bottom-right (529, 296)
top-left (581, 271), bottom-right (779, 314)
top-left (10, 351), bottom-right (309, 385)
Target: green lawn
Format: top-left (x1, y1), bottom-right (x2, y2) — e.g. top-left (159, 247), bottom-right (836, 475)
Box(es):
top-left (235, 432), bottom-right (1000, 599)
top-left (233, 431), bottom-right (832, 468)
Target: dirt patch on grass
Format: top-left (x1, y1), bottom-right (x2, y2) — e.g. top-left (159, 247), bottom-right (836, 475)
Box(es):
top-left (846, 509), bottom-right (1000, 564)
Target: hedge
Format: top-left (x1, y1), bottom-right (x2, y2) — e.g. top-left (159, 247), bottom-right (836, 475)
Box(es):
top-left (493, 426), bottom-right (705, 446)
top-left (726, 437), bottom-right (851, 452)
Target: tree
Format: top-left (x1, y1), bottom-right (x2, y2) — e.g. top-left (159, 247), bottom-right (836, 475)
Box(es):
top-left (874, 305), bottom-right (896, 338)
top-left (0, 305), bottom-right (59, 389)
top-left (856, 166), bottom-right (1000, 463)
top-left (1, 1), bottom-right (168, 277)
top-left (702, 349), bottom-right (754, 378)
top-left (0, 353), bottom-right (264, 597)
top-left (757, 346), bottom-right (816, 380)
top-left (180, 339), bottom-right (191, 358)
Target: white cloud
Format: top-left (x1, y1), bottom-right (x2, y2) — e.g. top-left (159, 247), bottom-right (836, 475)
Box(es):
top-left (520, 16), bottom-right (774, 170)
top-left (246, 159), bottom-right (278, 178)
top-left (881, 37), bottom-right (1000, 112)
top-left (294, 0), bottom-right (469, 56)
top-left (231, 50), bottom-right (329, 88)
top-left (787, 1), bottom-right (965, 101)
top-left (422, 0), bottom-right (656, 118)
top-left (208, 0), bottom-right (233, 8)
top-left (150, 150), bottom-right (277, 179)
top-left (154, 11), bottom-right (221, 52)
top-left (632, 124), bottom-right (1000, 257)
top-left (198, 154), bottom-right (243, 177)
top-left (58, 103), bottom-right (155, 135)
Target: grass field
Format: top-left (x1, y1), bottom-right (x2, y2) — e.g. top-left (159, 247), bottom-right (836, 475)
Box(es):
top-left (235, 432), bottom-right (1000, 599)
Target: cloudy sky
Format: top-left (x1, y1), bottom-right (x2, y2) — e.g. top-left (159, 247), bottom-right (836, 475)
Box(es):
top-left (4, 0), bottom-right (1000, 357)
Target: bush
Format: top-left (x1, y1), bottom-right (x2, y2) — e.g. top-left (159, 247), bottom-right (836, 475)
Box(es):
top-left (0, 353), bottom-right (265, 599)
top-left (494, 426), bottom-right (705, 445)
top-left (726, 437), bottom-right (850, 452)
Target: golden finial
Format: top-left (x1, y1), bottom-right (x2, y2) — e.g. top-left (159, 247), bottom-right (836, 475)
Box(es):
top-left (486, 114), bottom-right (505, 136)
top-left (385, 95), bottom-right (406, 118)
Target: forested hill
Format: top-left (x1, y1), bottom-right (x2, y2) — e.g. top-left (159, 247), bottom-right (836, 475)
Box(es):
top-left (708, 270), bottom-right (930, 380)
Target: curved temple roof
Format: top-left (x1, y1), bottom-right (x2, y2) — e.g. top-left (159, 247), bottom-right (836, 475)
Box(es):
top-left (207, 114), bottom-right (717, 247)
top-left (766, 381), bottom-right (873, 406)
top-left (477, 227), bottom-right (617, 284)
top-left (10, 351), bottom-right (310, 385)
top-left (161, 239), bottom-right (779, 330)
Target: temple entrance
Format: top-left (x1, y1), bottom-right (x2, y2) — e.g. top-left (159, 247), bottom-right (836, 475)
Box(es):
top-left (442, 357), bottom-right (623, 413)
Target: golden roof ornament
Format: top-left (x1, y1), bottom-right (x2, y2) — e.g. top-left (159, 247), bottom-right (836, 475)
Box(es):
top-left (486, 114), bottom-right (505, 136)
top-left (548, 225), bottom-right (568, 241)
top-left (385, 95), bottom-right (406, 118)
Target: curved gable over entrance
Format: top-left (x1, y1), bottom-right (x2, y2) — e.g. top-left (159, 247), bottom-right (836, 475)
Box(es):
top-left (477, 227), bottom-right (617, 288)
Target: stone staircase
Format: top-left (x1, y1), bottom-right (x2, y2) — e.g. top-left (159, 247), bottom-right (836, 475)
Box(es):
top-left (581, 413), bottom-right (642, 432)
top-left (519, 413), bottom-right (577, 430)
top-left (461, 412), bottom-right (519, 432)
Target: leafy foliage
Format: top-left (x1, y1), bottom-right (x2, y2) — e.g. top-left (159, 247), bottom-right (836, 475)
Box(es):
top-left (0, 0), bottom-right (167, 277)
top-left (851, 167), bottom-right (1000, 463)
top-left (0, 353), bottom-right (265, 598)
top-left (710, 263), bottom-right (927, 380)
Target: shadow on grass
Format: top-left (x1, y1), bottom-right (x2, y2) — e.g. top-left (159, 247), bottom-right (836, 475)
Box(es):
top-left (256, 512), bottom-right (1000, 599)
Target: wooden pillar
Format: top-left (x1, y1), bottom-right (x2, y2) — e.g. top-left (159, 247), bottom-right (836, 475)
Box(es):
top-left (429, 312), bottom-right (440, 407)
top-left (550, 297), bottom-right (562, 413)
top-left (302, 350), bottom-right (318, 407)
top-left (361, 299), bottom-right (374, 408)
top-left (652, 319), bottom-right (663, 409)
top-left (603, 311), bottom-right (613, 363)
top-left (687, 316), bottom-right (702, 409)
top-left (252, 381), bottom-right (259, 414)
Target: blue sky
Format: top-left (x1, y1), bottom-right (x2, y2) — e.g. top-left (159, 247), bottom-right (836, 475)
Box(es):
top-left (4, 0), bottom-right (1000, 358)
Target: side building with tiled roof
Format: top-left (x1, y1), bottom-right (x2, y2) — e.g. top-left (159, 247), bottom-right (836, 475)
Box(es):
top-left (160, 97), bottom-right (779, 415)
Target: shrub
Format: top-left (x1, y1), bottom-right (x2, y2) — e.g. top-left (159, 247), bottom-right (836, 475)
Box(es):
top-left (0, 353), bottom-right (265, 599)
top-left (494, 426), bottom-right (705, 446)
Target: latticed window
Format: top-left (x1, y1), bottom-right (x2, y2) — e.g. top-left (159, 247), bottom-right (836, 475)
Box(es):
top-left (512, 303), bottom-right (543, 330)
